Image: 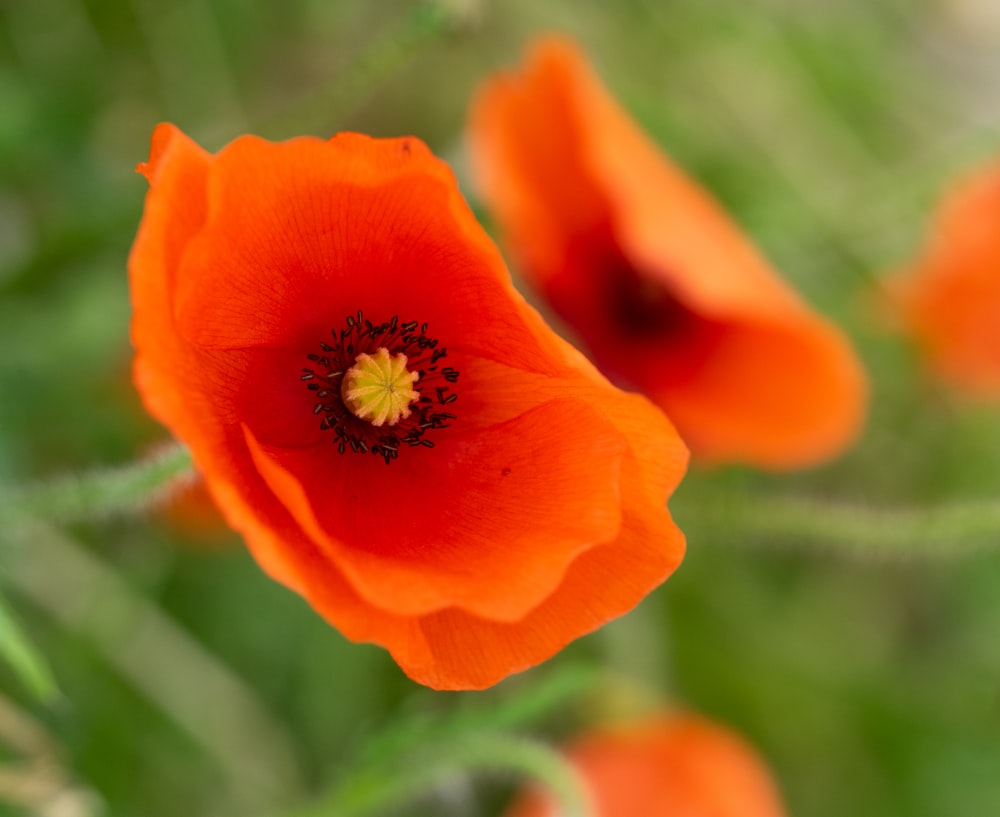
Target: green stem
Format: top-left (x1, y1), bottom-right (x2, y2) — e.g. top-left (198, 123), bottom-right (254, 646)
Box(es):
top-left (293, 732), bottom-right (592, 817)
top-left (0, 592), bottom-right (59, 703)
top-left (679, 491), bottom-right (1000, 559)
top-left (0, 444), bottom-right (192, 525)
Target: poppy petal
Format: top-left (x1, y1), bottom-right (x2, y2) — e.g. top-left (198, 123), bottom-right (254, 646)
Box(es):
top-left (295, 496), bottom-right (682, 691)
top-left (504, 714), bottom-right (787, 817)
top-left (129, 125), bottom-right (689, 689)
top-left (242, 395), bottom-right (627, 620)
top-left (129, 123), bottom-right (211, 438)
top-left (892, 159), bottom-right (1000, 397)
top-left (173, 134), bottom-right (567, 377)
top-left (469, 36), bottom-right (867, 469)
top-left (409, 500), bottom-right (684, 690)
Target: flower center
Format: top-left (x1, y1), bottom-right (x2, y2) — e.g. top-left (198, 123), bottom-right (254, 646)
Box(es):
top-left (611, 271), bottom-right (693, 338)
top-left (341, 347), bottom-right (420, 427)
top-left (301, 311), bottom-right (459, 464)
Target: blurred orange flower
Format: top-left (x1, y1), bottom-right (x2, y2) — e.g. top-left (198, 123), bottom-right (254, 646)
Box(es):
top-left (891, 159), bottom-right (1000, 399)
top-left (129, 124), bottom-right (688, 690)
top-left (469, 37), bottom-right (867, 470)
top-left (158, 473), bottom-right (230, 542)
top-left (504, 714), bottom-right (787, 817)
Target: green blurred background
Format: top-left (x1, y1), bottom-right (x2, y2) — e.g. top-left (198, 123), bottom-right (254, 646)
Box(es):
top-left (2, 0), bottom-right (1000, 815)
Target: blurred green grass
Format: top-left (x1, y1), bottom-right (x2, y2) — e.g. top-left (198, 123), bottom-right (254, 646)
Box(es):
top-left (2, 1), bottom-right (1000, 815)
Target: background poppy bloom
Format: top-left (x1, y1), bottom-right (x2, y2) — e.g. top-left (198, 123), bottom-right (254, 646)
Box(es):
top-left (891, 159), bottom-right (1000, 399)
top-left (468, 37), bottom-right (867, 470)
top-left (157, 473), bottom-right (230, 542)
top-left (504, 713), bottom-right (787, 817)
top-left (129, 124), bottom-right (688, 690)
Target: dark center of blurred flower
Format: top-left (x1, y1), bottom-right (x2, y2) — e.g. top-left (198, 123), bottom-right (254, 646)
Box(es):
top-left (300, 311), bottom-right (459, 464)
top-left (609, 266), bottom-right (696, 339)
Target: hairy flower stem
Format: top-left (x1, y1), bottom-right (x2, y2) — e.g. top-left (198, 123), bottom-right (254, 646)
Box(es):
top-left (292, 732), bottom-right (593, 817)
top-left (4, 442), bottom-right (1000, 560)
top-left (679, 491), bottom-right (1000, 559)
top-left (5, 442), bottom-right (1000, 560)
top-left (0, 444), bottom-right (193, 525)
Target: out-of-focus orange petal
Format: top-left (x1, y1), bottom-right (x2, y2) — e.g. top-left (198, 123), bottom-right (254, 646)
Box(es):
top-left (129, 125), bottom-right (689, 689)
top-left (469, 36), bottom-right (867, 470)
top-left (892, 159), bottom-right (1000, 398)
top-left (652, 319), bottom-right (866, 466)
top-left (505, 714), bottom-right (786, 817)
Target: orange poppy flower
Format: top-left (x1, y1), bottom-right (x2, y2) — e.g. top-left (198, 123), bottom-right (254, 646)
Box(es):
top-left (504, 713), bottom-right (787, 817)
top-left (468, 37), bottom-right (867, 469)
top-left (891, 159), bottom-right (1000, 399)
top-left (128, 124), bottom-right (688, 690)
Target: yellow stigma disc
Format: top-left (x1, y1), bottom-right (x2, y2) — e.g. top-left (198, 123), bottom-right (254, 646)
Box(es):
top-left (341, 347), bottom-right (420, 427)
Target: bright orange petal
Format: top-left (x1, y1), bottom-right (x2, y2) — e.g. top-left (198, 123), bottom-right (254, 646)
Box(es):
top-left (242, 397), bottom-right (627, 621)
top-left (273, 475), bottom-right (684, 691)
top-left (130, 127), bottom-right (319, 590)
top-left (129, 123), bottom-right (211, 438)
top-left (173, 133), bottom-right (566, 376)
top-left (406, 511), bottom-right (684, 690)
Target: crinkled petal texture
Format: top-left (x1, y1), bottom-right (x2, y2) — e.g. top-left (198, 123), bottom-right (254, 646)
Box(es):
top-left (891, 159), bottom-right (1000, 399)
top-left (129, 124), bottom-right (688, 690)
top-left (469, 36), bottom-right (867, 470)
top-left (504, 714), bottom-right (787, 817)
